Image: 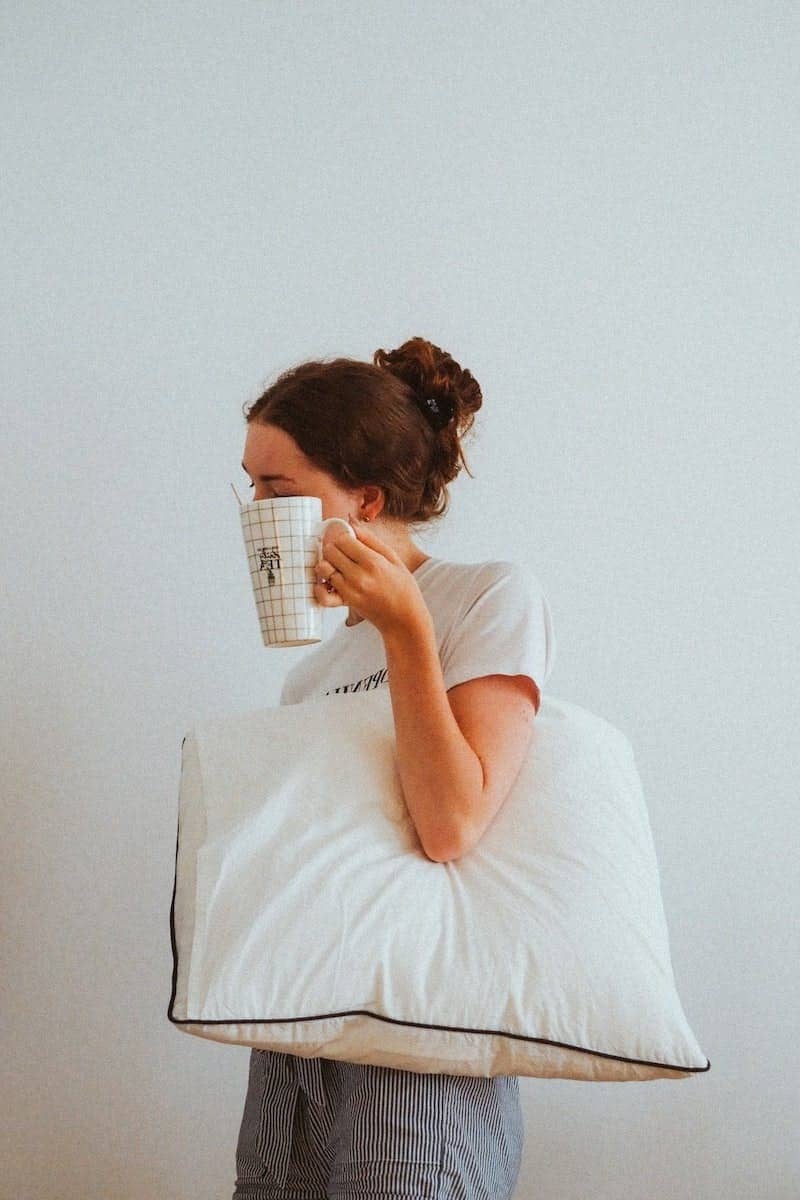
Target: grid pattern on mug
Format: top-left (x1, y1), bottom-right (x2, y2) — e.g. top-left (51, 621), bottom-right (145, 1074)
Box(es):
top-left (240, 499), bottom-right (318, 642)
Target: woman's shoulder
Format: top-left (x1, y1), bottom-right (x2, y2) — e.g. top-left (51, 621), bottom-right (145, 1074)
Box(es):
top-left (424, 554), bottom-right (528, 582)
top-left (424, 555), bottom-right (538, 598)
top-left (419, 557), bottom-right (548, 638)
top-left (430, 555), bottom-right (556, 692)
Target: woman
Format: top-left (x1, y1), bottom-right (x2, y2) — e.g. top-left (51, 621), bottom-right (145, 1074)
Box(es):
top-left (233, 336), bottom-right (556, 1199)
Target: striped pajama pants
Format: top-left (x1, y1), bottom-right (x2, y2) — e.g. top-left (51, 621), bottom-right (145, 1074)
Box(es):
top-left (232, 1049), bottom-right (524, 1199)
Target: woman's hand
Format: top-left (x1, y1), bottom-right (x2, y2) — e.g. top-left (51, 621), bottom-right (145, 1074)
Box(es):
top-left (313, 517), bottom-right (431, 639)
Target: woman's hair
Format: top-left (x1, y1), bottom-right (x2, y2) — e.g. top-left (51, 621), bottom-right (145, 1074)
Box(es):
top-left (241, 336), bottom-right (483, 532)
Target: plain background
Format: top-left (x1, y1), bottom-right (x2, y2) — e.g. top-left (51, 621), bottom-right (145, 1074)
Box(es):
top-left (2, 3), bottom-right (797, 1197)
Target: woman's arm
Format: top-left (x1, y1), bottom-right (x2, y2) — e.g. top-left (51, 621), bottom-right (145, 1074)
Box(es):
top-left (314, 521), bottom-right (539, 861)
top-left (383, 610), bottom-right (537, 863)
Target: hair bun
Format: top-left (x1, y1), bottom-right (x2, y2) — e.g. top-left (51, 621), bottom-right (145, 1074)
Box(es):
top-left (373, 336), bottom-right (482, 434)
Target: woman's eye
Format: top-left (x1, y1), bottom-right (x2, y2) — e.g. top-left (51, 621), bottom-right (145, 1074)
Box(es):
top-left (248, 481), bottom-right (291, 498)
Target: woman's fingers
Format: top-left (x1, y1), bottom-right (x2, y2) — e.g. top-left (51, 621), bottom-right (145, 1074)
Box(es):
top-left (314, 554), bottom-right (344, 604)
top-left (313, 578), bottom-right (341, 605)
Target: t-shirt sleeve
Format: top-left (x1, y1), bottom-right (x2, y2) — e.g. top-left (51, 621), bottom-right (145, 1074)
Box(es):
top-left (440, 560), bottom-right (556, 704)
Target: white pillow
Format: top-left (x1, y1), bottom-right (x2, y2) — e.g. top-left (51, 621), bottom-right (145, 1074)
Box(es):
top-left (168, 687), bottom-right (709, 1082)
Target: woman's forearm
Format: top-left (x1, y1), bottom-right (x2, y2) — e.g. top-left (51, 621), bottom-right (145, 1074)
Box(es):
top-left (381, 612), bottom-right (483, 862)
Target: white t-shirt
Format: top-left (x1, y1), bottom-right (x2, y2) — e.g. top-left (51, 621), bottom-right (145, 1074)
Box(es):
top-left (279, 556), bottom-right (556, 709)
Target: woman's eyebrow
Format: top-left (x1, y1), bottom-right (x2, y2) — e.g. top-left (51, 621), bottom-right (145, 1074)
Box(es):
top-left (241, 461), bottom-right (297, 483)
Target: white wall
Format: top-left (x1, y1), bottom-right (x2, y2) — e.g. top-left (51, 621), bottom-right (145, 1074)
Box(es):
top-left (2, 3), bottom-right (797, 1197)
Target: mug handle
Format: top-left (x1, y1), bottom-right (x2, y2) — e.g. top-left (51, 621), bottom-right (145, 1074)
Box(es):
top-left (313, 517), bottom-right (357, 565)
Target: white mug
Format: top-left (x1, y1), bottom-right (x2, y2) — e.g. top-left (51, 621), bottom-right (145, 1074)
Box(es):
top-left (239, 496), bottom-right (357, 647)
